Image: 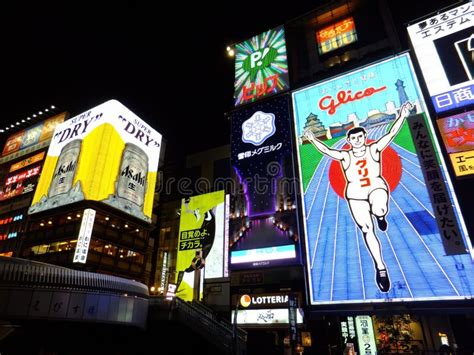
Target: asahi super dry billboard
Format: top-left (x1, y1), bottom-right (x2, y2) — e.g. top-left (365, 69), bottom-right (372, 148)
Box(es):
top-left (29, 100), bottom-right (162, 223)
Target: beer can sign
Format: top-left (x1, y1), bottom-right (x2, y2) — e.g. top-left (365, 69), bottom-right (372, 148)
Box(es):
top-left (48, 139), bottom-right (81, 198)
top-left (116, 143), bottom-right (148, 207)
top-left (29, 100), bottom-right (162, 223)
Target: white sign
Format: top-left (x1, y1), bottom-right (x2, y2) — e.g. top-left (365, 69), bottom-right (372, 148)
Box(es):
top-left (73, 208), bottom-right (96, 264)
top-left (407, 3), bottom-right (474, 113)
top-left (355, 315), bottom-right (377, 355)
top-left (241, 111), bottom-right (276, 146)
top-left (160, 251), bottom-right (168, 291)
top-left (231, 308), bottom-right (304, 325)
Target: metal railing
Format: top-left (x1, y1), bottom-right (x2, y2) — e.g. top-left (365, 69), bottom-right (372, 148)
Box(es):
top-left (149, 296), bottom-right (247, 354)
top-left (0, 256), bottom-right (149, 297)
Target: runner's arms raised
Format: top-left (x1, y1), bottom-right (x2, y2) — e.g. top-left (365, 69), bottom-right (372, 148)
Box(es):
top-left (373, 101), bottom-right (413, 152)
top-left (304, 130), bottom-right (347, 161)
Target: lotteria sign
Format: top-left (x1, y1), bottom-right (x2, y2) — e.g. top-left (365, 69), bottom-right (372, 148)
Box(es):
top-left (239, 293), bottom-right (290, 309)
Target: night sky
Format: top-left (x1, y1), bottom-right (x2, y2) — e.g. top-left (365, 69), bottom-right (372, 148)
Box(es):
top-left (1, 0), bottom-right (457, 158)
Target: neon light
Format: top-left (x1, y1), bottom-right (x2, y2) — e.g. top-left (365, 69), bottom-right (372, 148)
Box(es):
top-left (319, 86), bottom-right (387, 115)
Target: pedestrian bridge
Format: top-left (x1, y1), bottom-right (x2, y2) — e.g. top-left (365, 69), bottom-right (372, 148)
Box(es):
top-left (0, 256), bottom-right (149, 328)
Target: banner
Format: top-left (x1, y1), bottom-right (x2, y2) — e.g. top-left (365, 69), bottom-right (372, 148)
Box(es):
top-left (175, 190), bottom-right (225, 301)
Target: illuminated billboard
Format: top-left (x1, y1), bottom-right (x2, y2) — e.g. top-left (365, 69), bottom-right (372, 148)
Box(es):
top-left (73, 208), bottom-right (96, 264)
top-left (292, 53), bottom-right (474, 305)
top-left (437, 110), bottom-right (474, 177)
top-left (9, 152), bottom-right (45, 173)
top-left (230, 95), bottom-right (301, 270)
top-left (0, 112), bottom-right (66, 163)
top-left (407, 3), bottom-right (473, 113)
top-left (231, 293), bottom-right (304, 326)
top-left (0, 165), bottom-right (40, 201)
top-left (316, 17), bottom-right (358, 55)
top-left (175, 190), bottom-right (226, 301)
top-left (234, 25), bottom-right (289, 107)
top-left (28, 100), bottom-right (162, 223)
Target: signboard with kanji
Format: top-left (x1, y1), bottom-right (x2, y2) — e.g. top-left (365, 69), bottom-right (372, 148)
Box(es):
top-left (230, 95), bottom-right (302, 270)
top-left (175, 190), bottom-right (226, 301)
top-left (292, 53), bottom-right (474, 305)
top-left (407, 2), bottom-right (473, 113)
top-left (234, 25), bottom-right (289, 106)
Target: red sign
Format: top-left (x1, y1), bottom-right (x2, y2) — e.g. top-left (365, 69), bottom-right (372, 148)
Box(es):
top-left (2, 131), bottom-right (24, 156)
top-left (5, 166), bottom-right (41, 186)
top-left (316, 17), bottom-right (357, 54)
top-left (319, 86), bottom-right (387, 115)
top-left (437, 110), bottom-right (474, 154)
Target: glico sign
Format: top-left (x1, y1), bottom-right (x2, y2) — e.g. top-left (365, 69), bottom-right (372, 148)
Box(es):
top-left (292, 53), bottom-right (474, 305)
top-left (29, 100), bottom-right (162, 223)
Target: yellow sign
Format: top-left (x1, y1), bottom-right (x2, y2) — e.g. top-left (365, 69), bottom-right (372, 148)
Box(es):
top-left (449, 149), bottom-right (474, 177)
top-left (301, 332), bottom-right (312, 347)
top-left (29, 100), bottom-right (162, 223)
top-left (175, 190), bottom-right (225, 301)
top-left (9, 152), bottom-right (45, 173)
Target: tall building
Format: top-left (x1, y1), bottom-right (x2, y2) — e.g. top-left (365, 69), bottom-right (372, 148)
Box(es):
top-left (3, 100), bottom-right (164, 285)
top-left (0, 109), bottom-right (67, 258)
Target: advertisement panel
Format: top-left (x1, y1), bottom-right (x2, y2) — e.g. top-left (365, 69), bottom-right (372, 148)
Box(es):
top-left (0, 112), bottom-right (67, 163)
top-left (449, 149), bottom-right (474, 177)
top-left (230, 95), bottom-right (301, 270)
top-left (316, 17), bottom-right (358, 55)
top-left (9, 152), bottom-right (45, 173)
top-left (28, 100), bottom-right (162, 223)
top-left (407, 2), bottom-right (473, 113)
top-left (436, 110), bottom-right (474, 177)
top-left (355, 316), bottom-right (377, 355)
top-left (437, 110), bottom-right (474, 154)
top-left (292, 53), bottom-right (474, 304)
top-left (234, 25), bottom-right (289, 107)
top-left (73, 208), bottom-right (96, 264)
top-left (175, 190), bottom-right (225, 301)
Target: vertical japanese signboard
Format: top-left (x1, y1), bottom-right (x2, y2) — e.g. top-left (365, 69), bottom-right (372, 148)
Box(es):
top-left (175, 190), bottom-right (225, 301)
top-left (407, 2), bottom-right (473, 113)
top-left (230, 95), bottom-right (301, 270)
top-left (355, 316), bottom-right (377, 355)
top-left (292, 53), bottom-right (474, 305)
top-left (234, 25), bottom-right (289, 106)
top-left (73, 208), bottom-right (96, 264)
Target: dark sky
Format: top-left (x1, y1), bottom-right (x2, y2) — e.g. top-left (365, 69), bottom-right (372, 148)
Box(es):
top-left (1, 2), bottom-right (323, 158)
top-left (1, 1), bottom-right (456, 158)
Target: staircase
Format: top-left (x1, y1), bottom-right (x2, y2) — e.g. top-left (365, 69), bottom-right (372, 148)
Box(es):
top-left (149, 296), bottom-right (247, 354)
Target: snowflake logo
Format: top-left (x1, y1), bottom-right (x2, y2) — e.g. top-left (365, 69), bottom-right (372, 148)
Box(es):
top-left (241, 111), bottom-right (276, 146)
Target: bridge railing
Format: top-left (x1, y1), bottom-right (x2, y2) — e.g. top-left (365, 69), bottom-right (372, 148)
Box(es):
top-left (0, 256), bottom-right (148, 297)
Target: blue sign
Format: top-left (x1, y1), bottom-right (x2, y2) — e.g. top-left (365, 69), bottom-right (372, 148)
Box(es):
top-left (230, 95), bottom-right (301, 270)
top-left (431, 83), bottom-right (474, 113)
top-left (293, 53), bottom-right (474, 304)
